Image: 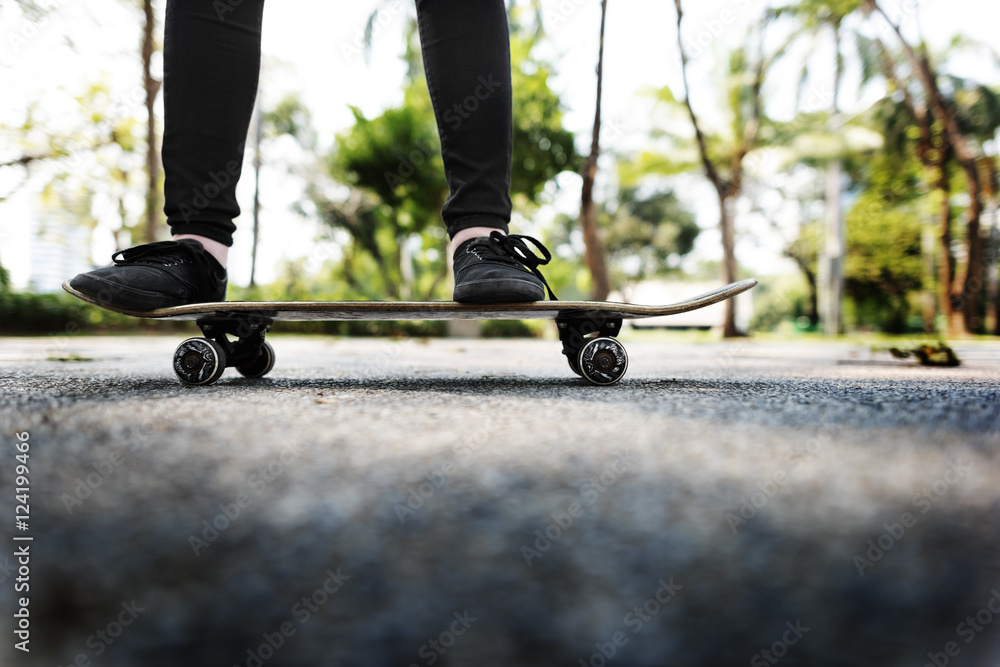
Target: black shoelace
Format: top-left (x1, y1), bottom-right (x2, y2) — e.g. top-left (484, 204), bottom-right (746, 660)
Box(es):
top-left (486, 231), bottom-right (558, 301)
top-left (113, 240), bottom-right (219, 277)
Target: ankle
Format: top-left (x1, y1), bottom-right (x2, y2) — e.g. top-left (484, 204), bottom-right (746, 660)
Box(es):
top-left (173, 234), bottom-right (228, 268)
top-left (450, 227), bottom-right (505, 255)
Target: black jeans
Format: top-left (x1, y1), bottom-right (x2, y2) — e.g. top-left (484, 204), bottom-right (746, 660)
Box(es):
top-left (163, 0), bottom-right (513, 246)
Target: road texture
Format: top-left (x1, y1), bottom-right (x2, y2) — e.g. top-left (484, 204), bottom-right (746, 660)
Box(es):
top-left (1, 334), bottom-right (999, 666)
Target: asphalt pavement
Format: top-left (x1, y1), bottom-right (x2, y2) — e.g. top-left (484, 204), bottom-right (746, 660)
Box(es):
top-left (1, 334), bottom-right (999, 666)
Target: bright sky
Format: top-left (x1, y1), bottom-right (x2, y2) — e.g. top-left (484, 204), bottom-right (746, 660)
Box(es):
top-left (1, 0), bottom-right (998, 289)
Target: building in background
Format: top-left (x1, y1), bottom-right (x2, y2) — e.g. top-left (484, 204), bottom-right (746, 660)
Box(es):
top-left (26, 207), bottom-right (92, 293)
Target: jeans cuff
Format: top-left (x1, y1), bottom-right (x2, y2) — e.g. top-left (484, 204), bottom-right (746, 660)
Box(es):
top-left (446, 215), bottom-right (510, 239)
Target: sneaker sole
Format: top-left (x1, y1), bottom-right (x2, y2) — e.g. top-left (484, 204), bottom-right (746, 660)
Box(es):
top-left (69, 274), bottom-right (209, 311)
top-left (453, 278), bottom-right (545, 304)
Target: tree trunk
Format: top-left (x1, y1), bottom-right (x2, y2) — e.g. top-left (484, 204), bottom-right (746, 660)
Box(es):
top-left (142, 0), bottom-right (161, 243)
top-left (784, 244), bottom-right (818, 326)
top-left (579, 0), bottom-right (611, 302)
top-left (399, 235), bottom-right (414, 301)
top-left (673, 0), bottom-right (761, 337)
top-left (719, 194), bottom-right (740, 337)
top-left (956, 162), bottom-right (983, 333)
top-left (936, 160), bottom-right (960, 335)
top-left (873, 2), bottom-right (984, 334)
top-left (819, 25), bottom-right (845, 336)
top-left (920, 220), bottom-right (936, 333)
top-left (984, 158), bottom-right (999, 334)
top-left (819, 155), bottom-right (844, 335)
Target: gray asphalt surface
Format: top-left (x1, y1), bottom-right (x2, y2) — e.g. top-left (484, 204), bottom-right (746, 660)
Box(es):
top-left (1, 334), bottom-right (999, 666)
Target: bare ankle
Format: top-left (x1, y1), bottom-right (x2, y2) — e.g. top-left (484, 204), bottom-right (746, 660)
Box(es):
top-left (173, 234), bottom-right (229, 268)
top-left (450, 227), bottom-right (505, 254)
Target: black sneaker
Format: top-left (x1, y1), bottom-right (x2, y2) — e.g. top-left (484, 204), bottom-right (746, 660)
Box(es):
top-left (452, 231), bottom-right (558, 303)
top-left (68, 239), bottom-right (227, 310)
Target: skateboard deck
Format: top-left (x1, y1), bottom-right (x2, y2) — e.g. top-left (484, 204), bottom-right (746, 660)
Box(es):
top-left (62, 278), bottom-right (756, 386)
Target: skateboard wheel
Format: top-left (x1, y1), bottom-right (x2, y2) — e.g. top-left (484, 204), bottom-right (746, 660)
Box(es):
top-left (567, 356), bottom-right (584, 377)
top-left (173, 338), bottom-right (227, 386)
top-left (236, 341), bottom-right (275, 379)
top-left (577, 337), bottom-right (628, 385)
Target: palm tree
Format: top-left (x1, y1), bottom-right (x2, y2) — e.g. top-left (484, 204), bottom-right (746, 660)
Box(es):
top-left (864, 0), bottom-right (992, 334)
top-left (672, 1), bottom-right (775, 337)
top-left (862, 1), bottom-right (1000, 334)
top-left (769, 0), bottom-right (867, 335)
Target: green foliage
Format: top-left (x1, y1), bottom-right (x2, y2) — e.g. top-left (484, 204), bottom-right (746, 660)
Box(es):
top-left (769, 0), bottom-right (866, 28)
top-left (603, 187), bottom-right (699, 283)
top-left (889, 342), bottom-right (961, 366)
top-left (944, 76), bottom-right (1000, 143)
top-left (310, 23), bottom-right (577, 302)
top-left (844, 183), bottom-right (924, 333)
top-left (785, 220), bottom-right (821, 278)
top-left (315, 94), bottom-right (447, 300)
top-left (265, 94), bottom-right (316, 148)
top-left (747, 274), bottom-right (814, 333)
top-left (332, 105), bottom-right (445, 224)
top-left (509, 36), bottom-right (578, 201)
top-left (2, 78), bottom-right (150, 246)
top-left (481, 319), bottom-right (545, 338)
top-left (545, 187), bottom-right (699, 295)
top-left (0, 290), bottom-right (184, 334)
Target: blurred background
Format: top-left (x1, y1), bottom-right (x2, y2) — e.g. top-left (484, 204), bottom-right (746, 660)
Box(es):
top-left (1, 0), bottom-right (998, 339)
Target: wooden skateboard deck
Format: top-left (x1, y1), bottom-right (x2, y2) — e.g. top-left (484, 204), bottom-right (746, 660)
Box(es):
top-left (62, 279), bottom-right (756, 322)
top-left (62, 278), bottom-right (757, 386)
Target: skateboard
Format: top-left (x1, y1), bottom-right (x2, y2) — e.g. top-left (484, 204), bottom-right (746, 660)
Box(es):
top-left (62, 278), bottom-right (757, 386)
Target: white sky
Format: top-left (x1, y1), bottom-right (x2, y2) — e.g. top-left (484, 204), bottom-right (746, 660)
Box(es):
top-left (1, 0), bottom-right (998, 289)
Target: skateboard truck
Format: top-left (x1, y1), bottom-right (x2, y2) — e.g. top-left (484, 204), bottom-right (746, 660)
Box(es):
top-left (557, 314), bottom-right (628, 386)
top-left (172, 314), bottom-right (275, 385)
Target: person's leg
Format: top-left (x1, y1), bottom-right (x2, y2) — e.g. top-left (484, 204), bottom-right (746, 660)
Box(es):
top-left (163, 0), bottom-right (266, 256)
top-left (415, 0), bottom-right (554, 302)
top-left (69, 0), bottom-right (265, 309)
top-left (415, 0), bottom-right (512, 245)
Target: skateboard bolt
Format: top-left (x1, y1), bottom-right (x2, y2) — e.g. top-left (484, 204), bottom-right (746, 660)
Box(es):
top-left (594, 350), bottom-right (615, 372)
top-left (181, 351), bottom-right (203, 371)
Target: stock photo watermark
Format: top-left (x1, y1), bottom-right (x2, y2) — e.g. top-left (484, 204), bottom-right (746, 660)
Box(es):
top-left (55, 600), bottom-right (146, 666)
top-left (177, 156), bottom-right (244, 225)
top-left (232, 566), bottom-right (349, 667)
top-left (681, 0), bottom-right (752, 59)
top-left (750, 620), bottom-right (810, 667)
top-left (724, 416), bottom-right (837, 534)
top-left (384, 140), bottom-right (439, 190)
top-left (393, 415), bottom-right (499, 523)
top-left (59, 419), bottom-right (157, 514)
top-left (852, 458), bottom-right (970, 576)
top-left (12, 431), bottom-right (32, 654)
top-left (521, 451), bottom-right (638, 566)
top-left (381, 71), bottom-right (504, 192)
top-left (188, 442), bottom-right (300, 556)
top-left (407, 610), bottom-right (478, 667)
top-left (5, 0), bottom-right (73, 55)
top-left (920, 588), bottom-right (1000, 667)
top-left (577, 577), bottom-right (682, 667)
